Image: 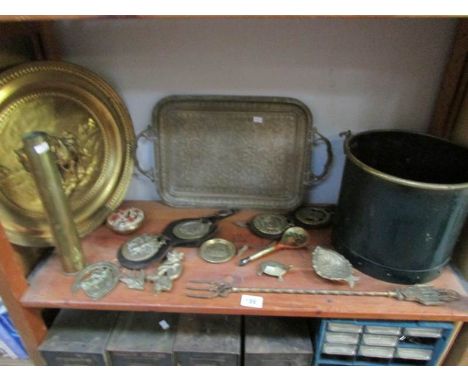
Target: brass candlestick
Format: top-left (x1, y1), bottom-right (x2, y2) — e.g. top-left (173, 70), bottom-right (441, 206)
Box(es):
top-left (22, 131), bottom-right (86, 273)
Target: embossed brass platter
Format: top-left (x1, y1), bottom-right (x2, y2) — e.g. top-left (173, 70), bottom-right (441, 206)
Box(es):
top-left (0, 61), bottom-right (135, 246)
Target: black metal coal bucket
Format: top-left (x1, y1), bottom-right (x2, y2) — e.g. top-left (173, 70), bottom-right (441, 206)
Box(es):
top-left (332, 130), bottom-right (468, 284)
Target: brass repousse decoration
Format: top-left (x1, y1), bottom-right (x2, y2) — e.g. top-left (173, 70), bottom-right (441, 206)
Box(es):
top-left (119, 234), bottom-right (167, 263)
top-left (248, 213), bottom-right (291, 239)
top-left (172, 219), bottom-right (212, 240)
top-left (0, 61), bottom-right (135, 246)
top-left (72, 261), bottom-right (120, 300)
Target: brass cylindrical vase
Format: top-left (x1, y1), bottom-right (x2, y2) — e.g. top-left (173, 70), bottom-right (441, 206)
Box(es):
top-left (22, 131), bottom-right (86, 273)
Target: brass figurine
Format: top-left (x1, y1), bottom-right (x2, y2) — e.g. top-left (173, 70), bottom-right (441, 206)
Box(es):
top-left (257, 261), bottom-right (292, 281)
top-left (119, 269), bottom-right (146, 290)
top-left (146, 250), bottom-right (185, 294)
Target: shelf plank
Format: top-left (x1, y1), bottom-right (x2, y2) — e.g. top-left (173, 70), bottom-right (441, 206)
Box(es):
top-left (0, 16), bottom-right (415, 23)
top-left (21, 201), bottom-right (468, 321)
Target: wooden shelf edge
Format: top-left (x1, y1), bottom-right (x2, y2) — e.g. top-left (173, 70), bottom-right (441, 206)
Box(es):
top-left (0, 15), bottom-right (457, 23)
top-left (19, 201), bottom-right (468, 324)
top-left (19, 298), bottom-right (468, 322)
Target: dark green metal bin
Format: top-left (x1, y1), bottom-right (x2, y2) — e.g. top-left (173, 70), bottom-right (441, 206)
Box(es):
top-left (332, 130), bottom-right (468, 284)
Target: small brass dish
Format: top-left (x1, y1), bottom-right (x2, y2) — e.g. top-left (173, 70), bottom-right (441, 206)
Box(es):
top-left (199, 238), bottom-right (236, 264)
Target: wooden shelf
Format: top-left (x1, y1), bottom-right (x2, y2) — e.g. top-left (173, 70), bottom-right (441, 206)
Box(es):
top-left (21, 201), bottom-right (468, 321)
top-left (0, 16), bottom-right (412, 23)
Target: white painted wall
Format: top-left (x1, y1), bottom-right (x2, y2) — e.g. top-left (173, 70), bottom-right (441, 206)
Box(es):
top-left (55, 18), bottom-right (456, 204)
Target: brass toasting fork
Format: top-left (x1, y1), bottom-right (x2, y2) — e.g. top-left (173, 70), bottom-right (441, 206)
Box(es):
top-left (185, 280), bottom-right (461, 306)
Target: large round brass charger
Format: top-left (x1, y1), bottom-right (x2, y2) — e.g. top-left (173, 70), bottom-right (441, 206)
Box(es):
top-left (0, 61), bottom-right (135, 246)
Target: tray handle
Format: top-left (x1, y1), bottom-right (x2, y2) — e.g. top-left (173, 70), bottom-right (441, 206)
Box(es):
top-left (306, 127), bottom-right (333, 185)
top-left (134, 125), bottom-right (157, 182)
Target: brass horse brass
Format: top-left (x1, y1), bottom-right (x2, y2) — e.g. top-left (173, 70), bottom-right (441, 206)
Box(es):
top-left (0, 61), bottom-right (135, 246)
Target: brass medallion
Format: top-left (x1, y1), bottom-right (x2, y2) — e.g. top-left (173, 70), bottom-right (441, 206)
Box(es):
top-left (71, 261), bottom-right (120, 300)
top-left (0, 61), bottom-right (135, 246)
top-left (120, 234), bottom-right (167, 262)
top-left (294, 206), bottom-right (331, 227)
top-left (251, 213), bottom-right (289, 236)
top-left (172, 219), bottom-right (212, 240)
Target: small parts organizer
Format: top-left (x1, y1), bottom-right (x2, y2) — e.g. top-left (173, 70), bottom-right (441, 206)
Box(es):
top-left (314, 319), bottom-right (454, 366)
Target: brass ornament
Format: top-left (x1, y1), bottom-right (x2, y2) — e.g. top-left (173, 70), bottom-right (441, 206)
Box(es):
top-left (119, 269), bottom-right (146, 290)
top-left (72, 261), bottom-right (120, 300)
top-left (294, 206), bottom-right (332, 227)
top-left (106, 207), bottom-right (145, 235)
top-left (311, 246), bottom-right (359, 287)
top-left (0, 61), bottom-right (135, 246)
top-left (185, 280), bottom-right (461, 306)
top-left (256, 261), bottom-right (292, 281)
top-left (172, 219), bottom-right (212, 240)
top-left (250, 213), bottom-right (290, 237)
top-left (146, 250), bottom-right (185, 293)
top-left (120, 234), bottom-right (167, 262)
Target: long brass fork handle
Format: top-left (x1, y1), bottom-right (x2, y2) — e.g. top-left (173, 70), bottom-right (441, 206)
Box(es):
top-left (184, 281), bottom-right (461, 306)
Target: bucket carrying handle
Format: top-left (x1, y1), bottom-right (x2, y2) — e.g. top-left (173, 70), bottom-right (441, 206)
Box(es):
top-left (339, 130), bottom-right (352, 150)
top-left (307, 127), bottom-right (333, 184)
top-left (134, 125), bottom-right (157, 182)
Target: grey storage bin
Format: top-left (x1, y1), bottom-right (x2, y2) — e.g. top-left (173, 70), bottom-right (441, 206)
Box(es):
top-left (173, 314), bottom-right (241, 366)
top-left (107, 312), bottom-right (178, 366)
top-left (244, 316), bottom-right (313, 366)
top-left (39, 310), bottom-right (118, 366)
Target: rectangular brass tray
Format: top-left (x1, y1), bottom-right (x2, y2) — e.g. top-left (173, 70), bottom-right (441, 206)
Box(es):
top-left (145, 96), bottom-right (314, 209)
